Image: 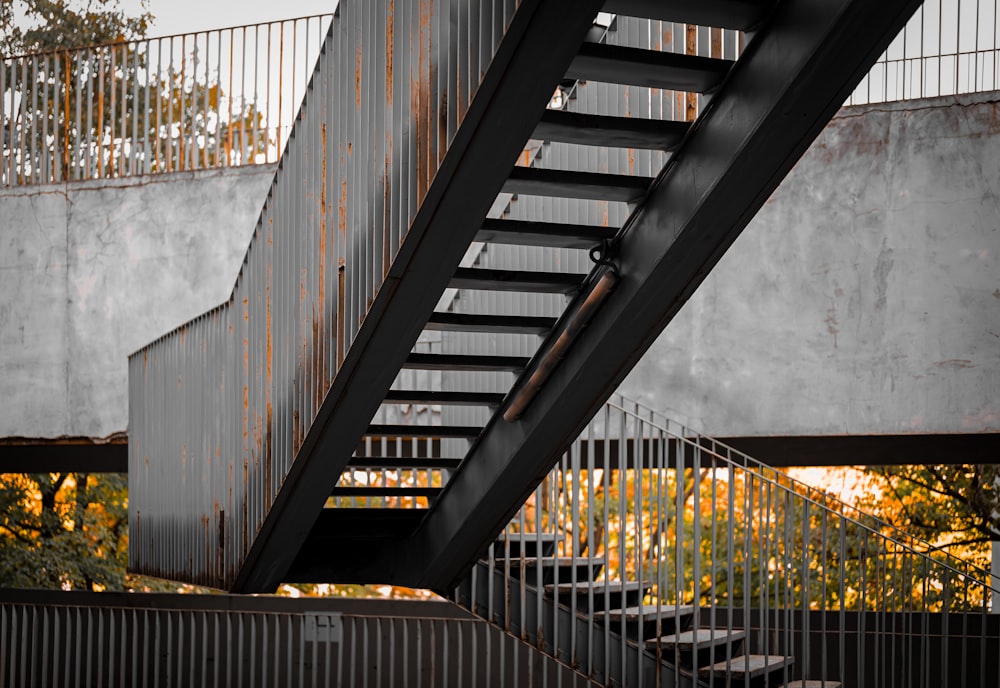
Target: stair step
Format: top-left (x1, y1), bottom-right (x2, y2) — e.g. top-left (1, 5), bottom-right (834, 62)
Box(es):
top-left (425, 312), bottom-right (556, 335)
top-left (596, 604), bottom-right (697, 640)
top-left (331, 486), bottom-right (443, 498)
top-left (310, 508), bottom-right (427, 539)
top-left (493, 533), bottom-right (563, 558)
top-left (450, 267), bottom-right (586, 294)
top-left (366, 424), bottom-right (481, 438)
top-left (568, 42), bottom-right (733, 94)
top-left (504, 166), bottom-right (653, 203)
top-left (534, 109), bottom-right (689, 150)
top-left (700, 655), bottom-right (793, 680)
top-left (348, 456), bottom-right (464, 470)
top-left (403, 352), bottom-right (530, 372)
top-left (383, 390), bottom-right (505, 406)
top-left (595, 604), bottom-right (696, 624)
top-left (494, 557), bottom-right (605, 585)
top-left (782, 683), bottom-right (843, 688)
top-left (546, 580), bottom-right (649, 611)
top-left (648, 628), bottom-right (746, 650)
top-left (602, 0), bottom-right (769, 31)
top-left (476, 218), bottom-right (617, 249)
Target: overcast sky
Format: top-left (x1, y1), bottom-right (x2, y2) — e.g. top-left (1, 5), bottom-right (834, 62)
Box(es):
top-left (121, 0), bottom-right (339, 37)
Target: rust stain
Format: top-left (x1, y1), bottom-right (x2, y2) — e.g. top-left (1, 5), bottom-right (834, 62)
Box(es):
top-left (438, 86), bottom-right (448, 165)
top-left (318, 122), bottom-right (328, 395)
top-left (355, 45), bottom-right (363, 110)
top-left (934, 359), bottom-right (975, 370)
top-left (386, 0), bottom-right (394, 107)
top-left (339, 179), bottom-right (348, 237)
top-left (179, 325), bottom-right (186, 345)
top-left (337, 264), bottom-right (346, 369)
top-left (292, 410), bottom-right (301, 455)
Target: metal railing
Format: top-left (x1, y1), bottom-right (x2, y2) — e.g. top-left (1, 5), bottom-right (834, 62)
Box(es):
top-left (0, 592), bottom-right (599, 687)
top-left (129, 0), bottom-right (528, 590)
top-left (0, 14), bottom-right (332, 185)
top-left (849, 0), bottom-right (1000, 104)
top-left (463, 394), bottom-right (1000, 687)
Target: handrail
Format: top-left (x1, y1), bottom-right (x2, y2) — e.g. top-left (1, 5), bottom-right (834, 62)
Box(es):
top-left (470, 393), bottom-right (997, 686)
top-left (1, 14), bottom-right (333, 185)
top-left (609, 394), bottom-right (997, 586)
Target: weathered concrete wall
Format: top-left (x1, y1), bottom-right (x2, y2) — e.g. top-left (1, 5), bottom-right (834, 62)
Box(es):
top-left (2, 92), bottom-right (998, 443)
top-left (620, 91), bottom-right (1000, 437)
top-left (0, 166), bottom-right (275, 439)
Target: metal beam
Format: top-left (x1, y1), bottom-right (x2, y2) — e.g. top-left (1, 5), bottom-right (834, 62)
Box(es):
top-left (231, 0), bottom-right (607, 593)
top-left (387, 0), bottom-right (924, 589)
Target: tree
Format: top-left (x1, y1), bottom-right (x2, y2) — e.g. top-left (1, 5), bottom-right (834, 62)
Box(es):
top-left (859, 464), bottom-right (1000, 557)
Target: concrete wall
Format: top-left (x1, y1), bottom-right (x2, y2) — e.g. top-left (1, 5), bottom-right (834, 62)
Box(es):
top-left (0, 166), bottom-right (275, 439)
top-left (620, 91), bottom-right (1000, 437)
top-left (2, 92), bottom-right (998, 443)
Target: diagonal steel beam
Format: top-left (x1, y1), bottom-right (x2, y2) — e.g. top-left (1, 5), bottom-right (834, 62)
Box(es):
top-left (386, 0), bottom-right (924, 589)
top-left (230, 0), bottom-right (607, 593)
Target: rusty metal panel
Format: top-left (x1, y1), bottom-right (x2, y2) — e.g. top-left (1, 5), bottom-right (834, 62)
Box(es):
top-left (129, 0), bottom-right (525, 588)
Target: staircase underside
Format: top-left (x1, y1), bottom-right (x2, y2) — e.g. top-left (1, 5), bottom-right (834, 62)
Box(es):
top-left (236, 0), bottom-right (922, 592)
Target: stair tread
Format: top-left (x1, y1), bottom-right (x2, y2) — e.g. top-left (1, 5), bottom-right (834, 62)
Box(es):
top-left (348, 456), bottom-right (463, 469)
top-left (425, 312), bottom-right (556, 335)
top-left (602, 0), bottom-right (768, 31)
top-left (403, 352), bottom-right (531, 371)
top-left (547, 580), bottom-right (646, 593)
top-left (700, 655), bottom-right (793, 678)
top-left (568, 42), bottom-right (733, 94)
top-left (534, 109), bottom-right (689, 150)
top-left (595, 604), bottom-right (696, 622)
top-left (450, 267), bottom-right (586, 294)
top-left (476, 218), bottom-right (617, 249)
top-left (383, 390), bottom-right (505, 405)
top-left (367, 424), bottom-right (480, 438)
top-left (504, 166), bottom-right (653, 203)
top-left (782, 682), bottom-right (843, 688)
top-left (494, 556), bottom-right (605, 565)
top-left (331, 486), bottom-right (442, 496)
top-left (648, 628), bottom-right (746, 649)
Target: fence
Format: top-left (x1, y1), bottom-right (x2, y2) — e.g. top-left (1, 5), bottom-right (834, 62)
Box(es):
top-left (0, 593), bottom-right (598, 688)
top-left (849, 0), bottom-right (1000, 103)
top-left (464, 394), bottom-right (1000, 686)
top-left (0, 14), bottom-right (332, 185)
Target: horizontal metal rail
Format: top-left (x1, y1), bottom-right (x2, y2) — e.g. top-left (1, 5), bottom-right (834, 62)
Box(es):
top-left (462, 394), bottom-right (1000, 686)
top-left (1, 14), bottom-right (332, 185)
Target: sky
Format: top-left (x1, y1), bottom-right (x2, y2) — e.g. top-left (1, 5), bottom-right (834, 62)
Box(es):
top-left (118, 0), bottom-right (339, 37)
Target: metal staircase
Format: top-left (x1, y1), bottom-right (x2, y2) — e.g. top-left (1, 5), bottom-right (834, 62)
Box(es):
top-left (450, 395), bottom-right (996, 687)
top-left (129, 0), bottom-right (924, 597)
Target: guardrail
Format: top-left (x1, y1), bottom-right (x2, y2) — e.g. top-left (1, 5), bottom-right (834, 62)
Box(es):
top-left (849, 0), bottom-right (1000, 104)
top-left (466, 394), bottom-right (999, 686)
top-left (1, 14), bottom-right (331, 185)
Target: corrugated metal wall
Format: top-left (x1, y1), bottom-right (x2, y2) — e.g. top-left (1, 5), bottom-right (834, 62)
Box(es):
top-left (0, 595), bottom-right (598, 687)
top-left (128, 0), bottom-right (525, 588)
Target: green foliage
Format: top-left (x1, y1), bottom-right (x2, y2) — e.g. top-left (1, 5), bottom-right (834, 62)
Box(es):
top-left (0, 473), bottom-right (127, 590)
